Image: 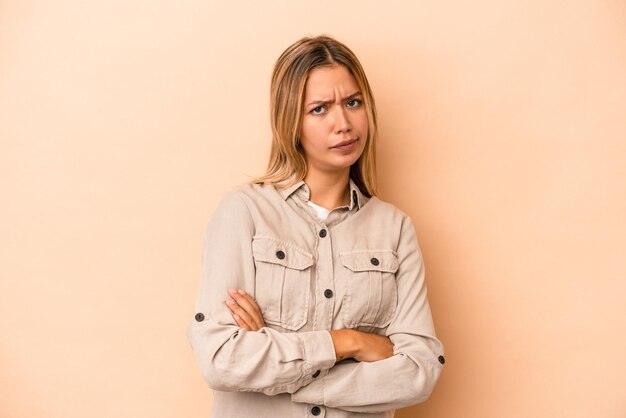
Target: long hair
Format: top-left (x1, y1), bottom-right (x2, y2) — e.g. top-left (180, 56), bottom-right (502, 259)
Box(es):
top-left (249, 35), bottom-right (378, 197)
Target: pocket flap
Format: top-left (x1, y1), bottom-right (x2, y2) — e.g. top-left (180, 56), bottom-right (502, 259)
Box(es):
top-left (252, 236), bottom-right (314, 270)
top-left (340, 251), bottom-right (399, 273)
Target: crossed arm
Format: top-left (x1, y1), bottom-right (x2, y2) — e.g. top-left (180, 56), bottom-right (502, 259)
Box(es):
top-left (224, 287), bottom-right (394, 363)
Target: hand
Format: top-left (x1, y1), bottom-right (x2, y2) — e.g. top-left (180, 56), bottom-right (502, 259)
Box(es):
top-left (330, 329), bottom-right (394, 363)
top-left (224, 288), bottom-right (266, 331)
top-left (354, 331), bottom-right (394, 362)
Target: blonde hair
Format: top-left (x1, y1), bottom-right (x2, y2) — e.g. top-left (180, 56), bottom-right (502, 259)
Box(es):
top-left (249, 35), bottom-right (378, 197)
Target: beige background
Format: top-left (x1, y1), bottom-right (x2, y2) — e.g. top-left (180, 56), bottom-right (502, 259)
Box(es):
top-left (1, 1), bottom-right (625, 417)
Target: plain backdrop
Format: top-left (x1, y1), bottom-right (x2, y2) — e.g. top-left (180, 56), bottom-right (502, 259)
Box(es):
top-left (1, 1), bottom-right (625, 417)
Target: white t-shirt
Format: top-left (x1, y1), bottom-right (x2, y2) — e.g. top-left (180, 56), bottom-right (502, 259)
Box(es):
top-left (306, 200), bottom-right (330, 221)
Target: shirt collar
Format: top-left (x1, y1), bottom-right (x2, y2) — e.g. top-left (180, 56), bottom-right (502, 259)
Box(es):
top-left (279, 177), bottom-right (363, 210)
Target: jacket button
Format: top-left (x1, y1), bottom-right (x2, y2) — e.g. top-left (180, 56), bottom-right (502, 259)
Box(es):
top-left (194, 313), bottom-right (204, 322)
top-left (319, 229), bottom-right (327, 238)
top-left (370, 257), bottom-right (380, 266)
top-left (275, 250), bottom-right (285, 259)
top-left (324, 289), bottom-right (333, 298)
top-left (312, 370), bottom-right (320, 378)
top-left (311, 406), bottom-right (321, 416)
top-left (438, 355), bottom-right (445, 364)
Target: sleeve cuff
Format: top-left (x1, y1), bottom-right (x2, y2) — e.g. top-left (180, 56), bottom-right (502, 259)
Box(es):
top-left (292, 330), bottom-right (336, 405)
top-left (300, 330), bottom-right (336, 375)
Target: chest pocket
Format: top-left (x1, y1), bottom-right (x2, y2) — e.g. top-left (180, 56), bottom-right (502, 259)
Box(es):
top-left (252, 236), bottom-right (314, 331)
top-left (339, 250), bottom-right (399, 328)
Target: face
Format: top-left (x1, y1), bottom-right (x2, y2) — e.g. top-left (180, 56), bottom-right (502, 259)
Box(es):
top-left (299, 65), bottom-right (368, 175)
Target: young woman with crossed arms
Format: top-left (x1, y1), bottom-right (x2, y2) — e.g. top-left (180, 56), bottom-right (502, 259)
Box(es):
top-left (187, 35), bottom-right (444, 418)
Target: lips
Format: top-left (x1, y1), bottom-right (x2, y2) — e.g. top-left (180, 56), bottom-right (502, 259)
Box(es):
top-left (332, 138), bottom-right (357, 148)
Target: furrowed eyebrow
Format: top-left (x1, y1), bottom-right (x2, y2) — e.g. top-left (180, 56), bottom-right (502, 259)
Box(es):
top-left (306, 91), bottom-right (362, 107)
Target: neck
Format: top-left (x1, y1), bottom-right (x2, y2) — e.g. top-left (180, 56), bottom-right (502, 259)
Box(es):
top-left (304, 169), bottom-right (351, 210)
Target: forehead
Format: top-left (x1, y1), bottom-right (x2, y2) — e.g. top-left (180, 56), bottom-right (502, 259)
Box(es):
top-left (304, 65), bottom-right (359, 99)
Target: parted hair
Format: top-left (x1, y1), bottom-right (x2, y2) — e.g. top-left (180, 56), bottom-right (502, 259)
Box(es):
top-left (249, 35), bottom-right (378, 197)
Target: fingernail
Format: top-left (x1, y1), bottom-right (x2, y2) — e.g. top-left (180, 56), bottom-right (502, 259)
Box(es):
top-left (238, 289), bottom-right (246, 295)
top-left (228, 288), bottom-right (236, 294)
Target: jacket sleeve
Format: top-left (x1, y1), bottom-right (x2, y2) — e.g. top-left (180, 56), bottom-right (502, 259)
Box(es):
top-left (290, 214), bottom-right (445, 413)
top-left (186, 190), bottom-right (337, 396)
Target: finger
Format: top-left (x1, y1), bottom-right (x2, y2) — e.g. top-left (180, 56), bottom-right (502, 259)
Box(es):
top-left (225, 299), bottom-right (258, 330)
top-left (235, 289), bottom-right (265, 328)
top-left (225, 299), bottom-right (248, 327)
top-left (229, 289), bottom-right (265, 329)
top-left (227, 301), bottom-right (256, 330)
top-left (235, 289), bottom-right (263, 315)
top-left (224, 300), bottom-right (252, 330)
top-left (241, 293), bottom-right (264, 322)
top-left (232, 313), bottom-right (251, 331)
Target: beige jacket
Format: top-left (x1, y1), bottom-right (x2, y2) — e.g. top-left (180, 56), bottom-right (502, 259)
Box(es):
top-left (186, 178), bottom-right (445, 418)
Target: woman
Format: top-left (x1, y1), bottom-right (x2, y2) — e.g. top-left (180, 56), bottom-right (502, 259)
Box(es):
top-left (187, 35), bottom-right (445, 418)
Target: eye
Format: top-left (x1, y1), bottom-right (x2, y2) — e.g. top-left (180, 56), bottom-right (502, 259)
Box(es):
top-left (346, 98), bottom-right (362, 108)
top-left (310, 105), bottom-right (327, 115)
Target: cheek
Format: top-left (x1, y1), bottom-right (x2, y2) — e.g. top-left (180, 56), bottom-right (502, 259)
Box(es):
top-left (301, 119), bottom-right (329, 147)
top-left (357, 111), bottom-right (369, 133)
top-left (300, 123), bottom-right (325, 156)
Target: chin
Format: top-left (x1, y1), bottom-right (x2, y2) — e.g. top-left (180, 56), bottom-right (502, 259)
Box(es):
top-left (337, 155), bottom-right (361, 168)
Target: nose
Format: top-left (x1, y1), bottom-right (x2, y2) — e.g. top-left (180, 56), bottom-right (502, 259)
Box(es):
top-left (333, 106), bottom-right (352, 134)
